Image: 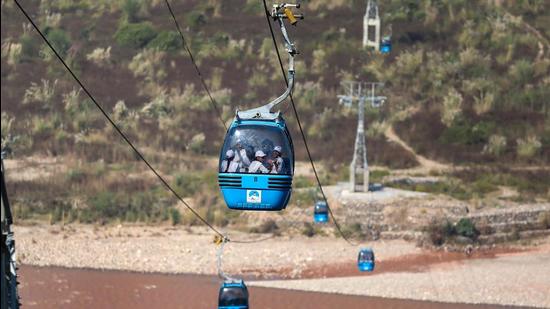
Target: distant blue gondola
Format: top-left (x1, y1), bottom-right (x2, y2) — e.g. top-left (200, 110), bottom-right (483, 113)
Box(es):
top-left (380, 35), bottom-right (391, 54)
top-left (357, 248), bottom-right (375, 272)
top-left (218, 280), bottom-right (249, 309)
top-left (313, 200), bottom-right (329, 223)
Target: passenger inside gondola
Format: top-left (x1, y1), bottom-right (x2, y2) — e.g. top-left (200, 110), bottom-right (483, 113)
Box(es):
top-left (268, 145), bottom-right (284, 174)
top-left (220, 125), bottom-right (293, 175)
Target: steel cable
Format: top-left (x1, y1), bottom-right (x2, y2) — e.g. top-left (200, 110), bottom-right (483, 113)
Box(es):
top-left (163, 0), bottom-right (228, 131)
top-left (262, 0), bottom-right (358, 246)
top-left (13, 0), bottom-right (227, 240)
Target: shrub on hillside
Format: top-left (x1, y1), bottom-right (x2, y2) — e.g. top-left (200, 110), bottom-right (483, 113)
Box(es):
top-left (516, 136), bottom-right (541, 159)
top-left (424, 218), bottom-right (480, 246)
top-left (440, 120), bottom-right (493, 146)
top-left (170, 208), bottom-right (182, 225)
top-left (185, 11), bottom-right (207, 28)
top-left (509, 59), bottom-right (534, 85)
top-left (115, 22), bottom-right (157, 49)
top-left (473, 91), bottom-right (495, 115)
top-left (19, 34), bottom-right (39, 60)
top-left (483, 134), bottom-right (507, 156)
top-left (423, 219), bottom-right (455, 246)
top-left (23, 79), bottom-right (57, 106)
top-left (1, 41), bottom-right (22, 66)
top-left (62, 88), bottom-right (82, 113)
top-left (441, 88), bottom-right (463, 126)
top-left (45, 28), bottom-right (71, 57)
top-left (147, 31), bottom-right (182, 52)
top-left (128, 48), bottom-right (165, 82)
top-left (394, 49), bottom-right (423, 77)
top-left (187, 133), bottom-right (205, 154)
top-left (122, 0), bottom-right (142, 23)
top-left (455, 218), bottom-right (480, 240)
top-left (366, 120), bottom-right (387, 138)
top-left (86, 46), bottom-right (111, 66)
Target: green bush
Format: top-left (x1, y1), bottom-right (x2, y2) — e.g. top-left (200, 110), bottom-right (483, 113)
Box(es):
top-left (174, 174), bottom-right (202, 196)
top-left (186, 11), bottom-right (207, 28)
top-left (45, 28), bottom-right (71, 57)
top-left (470, 176), bottom-right (498, 196)
top-left (20, 34), bottom-right (39, 60)
top-left (509, 59), bottom-right (534, 85)
top-left (170, 208), bottom-right (182, 225)
top-left (147, 31), bottom-right (182, 52)
top-left (390, 180), bottom-right (472, 200)
top-left (122, 0), bottom-right (141, 23)
top-left (115, 22), bottom-right (157, 49)
top-left (455, 218), bottom-right (480, 239)
top-left (440, 120), bottom-right (494, 145)
top-left (89, 191), bottom-right (121, 219)
top-left (424, 219), bottom-right (455, 246)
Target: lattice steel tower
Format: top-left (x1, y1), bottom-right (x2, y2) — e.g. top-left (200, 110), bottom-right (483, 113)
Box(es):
top-left (363, 0), bottom-right (381, 49)
top-left (338, 81), bottom-right (386, 192)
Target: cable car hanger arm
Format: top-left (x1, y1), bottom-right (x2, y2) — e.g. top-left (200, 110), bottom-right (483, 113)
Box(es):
top-left (237, 3), bottom-right (303, 121)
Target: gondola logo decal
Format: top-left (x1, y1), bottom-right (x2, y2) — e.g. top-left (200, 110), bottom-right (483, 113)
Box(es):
top-left (246, 190), bottom-right (261, 203)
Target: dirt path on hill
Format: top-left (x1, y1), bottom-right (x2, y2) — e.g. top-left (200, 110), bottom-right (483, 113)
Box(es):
top-left (384, 125), bottom-right (451, 172)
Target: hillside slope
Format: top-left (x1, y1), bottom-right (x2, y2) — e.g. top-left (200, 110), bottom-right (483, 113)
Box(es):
top-left (2, 0), bottom-right (548, 167)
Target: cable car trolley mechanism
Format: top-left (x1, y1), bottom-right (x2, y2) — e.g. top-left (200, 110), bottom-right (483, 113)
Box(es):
top-left (218, 3), bottom-right (303, 211)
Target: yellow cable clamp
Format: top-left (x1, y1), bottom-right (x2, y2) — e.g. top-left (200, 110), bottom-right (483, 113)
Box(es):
top-left (213, 235), bottom-right (224, 245)
top-left (284, 7), bottom-right (298, 25)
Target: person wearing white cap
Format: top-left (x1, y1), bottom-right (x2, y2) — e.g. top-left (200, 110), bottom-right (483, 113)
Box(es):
top-left (269, 145), bottom-right (284, 174)
top-left (233, 140), bottom-right (251, 172)
top-left (248, 150), bottom-right (270, 174)
top-left (220, 149), bottom-right (239, 173)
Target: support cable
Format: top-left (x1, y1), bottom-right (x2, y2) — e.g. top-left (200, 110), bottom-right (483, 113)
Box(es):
top-left (163, 0), bottom-right (227, 131)
top-left (13, 0), bottom-right (227, 240)
top-left (262, 0), bottom-right (358, 246)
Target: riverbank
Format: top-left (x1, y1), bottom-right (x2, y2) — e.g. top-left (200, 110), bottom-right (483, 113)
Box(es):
top-left (14, 223), bottom-right (550, 307)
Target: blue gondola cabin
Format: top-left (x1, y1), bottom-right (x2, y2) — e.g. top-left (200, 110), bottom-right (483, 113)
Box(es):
top-left (357, 248), bottom-right (375, 272)
top-left (313, 201), bottom-right (329, 223)
top-left (218, 280), bottom-right (249, 309)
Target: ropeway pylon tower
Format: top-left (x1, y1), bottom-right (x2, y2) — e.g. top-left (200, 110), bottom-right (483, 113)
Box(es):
top-left (363, 0), bottom-right (381, 49)
top-left (338, 81), bottom-right (386, 192)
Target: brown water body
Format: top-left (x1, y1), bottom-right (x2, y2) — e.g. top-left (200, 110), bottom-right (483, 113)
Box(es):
top-left (19, 265), bottom-right (530, 309)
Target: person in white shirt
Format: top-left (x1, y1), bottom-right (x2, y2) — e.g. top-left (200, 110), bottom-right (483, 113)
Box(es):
top-left (248, 150), bottom-right (271, 174)
top-left (233, 141), bottom-right (251, 172)
top-left (269, 145), bottom-right (284, 174)
top-left (220, 150), bottom-right (238, 173)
